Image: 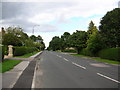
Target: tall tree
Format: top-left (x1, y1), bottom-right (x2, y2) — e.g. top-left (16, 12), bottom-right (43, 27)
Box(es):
top-left (61, 32), bottom-right (70, 51)
top-left (49, 36), bottom-right (61, 51)
top-left (86, 29), bottom-right (104, 55)
top-left (87, 21), bottom-right (97, 37)
top-left (99, 8), bottom-right (120, 47)
top-left (69, 30), bottom-right (88, 54)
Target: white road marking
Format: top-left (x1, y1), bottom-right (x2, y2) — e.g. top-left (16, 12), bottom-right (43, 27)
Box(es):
top-left (97, 73), bottom-right (120, 83)
top-left (58, 55), bottom-right (62, 58)
top-left (72, 62), bottom-right (86, 69)
top-left (56, 55), bottom-right (62, 58)
top-left (63, 58), bottom-right (69, 62)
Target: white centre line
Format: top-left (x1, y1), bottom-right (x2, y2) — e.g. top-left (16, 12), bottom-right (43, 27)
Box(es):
top-left (58, 56), bottom-right (62, 58)
top-left (57, 55), bottom-right (62, 58)
top-left (72, 62), bottom-right (86, 69)
top-left (97, 73), bottom-right (120, 83)
top-left (63, 58), bottom-right (69, 62)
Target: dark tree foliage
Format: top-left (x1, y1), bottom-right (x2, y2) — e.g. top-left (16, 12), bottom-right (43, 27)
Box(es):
top-left (49, 36), bottom-right (61, 51)
top-left (3, 33), bottom-right (22, 46)
top-left (69, 30), bottom-right (88, 54)
top-left (61, 32), bottom-right (71, 51)
top-left (99, 8), bottom-right (120, 48)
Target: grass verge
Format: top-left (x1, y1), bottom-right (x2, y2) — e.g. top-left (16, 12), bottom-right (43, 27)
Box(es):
top-left (71, 54), bottom-right (90, 57)
top-left (92, 58), bottom-right (120, 64)
top-left (71, 54), bottom-right (120, 65)
top-left (15, 51), bottom-right (39, 58)
top-left (0, 60), bottom-right (22, 73)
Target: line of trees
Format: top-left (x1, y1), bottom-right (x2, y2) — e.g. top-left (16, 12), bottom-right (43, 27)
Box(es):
top-left (1, 26), bottom-right (45, 54)
top-left (48, 8), bottom-right (120, 57)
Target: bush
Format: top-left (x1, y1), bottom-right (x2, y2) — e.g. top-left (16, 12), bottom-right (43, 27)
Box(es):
top-left (99, 47), bottom-right (120, 61)
top-left (80, 48), bottom-right (96, 57)
top-left (4, 45), bottom-right (8, 55)
top-left (13, 46), bottom-right (37, 56)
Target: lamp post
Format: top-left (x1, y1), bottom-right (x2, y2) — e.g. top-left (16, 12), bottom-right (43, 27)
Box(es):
top-left (32, 25), bottom-right (40, 35)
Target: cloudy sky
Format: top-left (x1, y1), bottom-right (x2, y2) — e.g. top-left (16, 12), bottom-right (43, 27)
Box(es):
top-left (0, 0), bottom-right (119, 47)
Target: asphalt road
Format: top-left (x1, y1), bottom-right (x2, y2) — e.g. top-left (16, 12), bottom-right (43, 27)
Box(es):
top-left (34, 51), bottom-right (119, 88)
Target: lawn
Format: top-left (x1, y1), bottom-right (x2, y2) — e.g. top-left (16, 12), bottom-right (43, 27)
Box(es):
top-left (0, 60), bottom-right (22, 73)
top-left (15, 51), bottom-right (39, 58)
top-left (71, 54), bottom-right (120, 64)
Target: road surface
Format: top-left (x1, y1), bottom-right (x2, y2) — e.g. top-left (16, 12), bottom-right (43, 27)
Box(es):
top-left (34, 51), bottom-right (119, 88)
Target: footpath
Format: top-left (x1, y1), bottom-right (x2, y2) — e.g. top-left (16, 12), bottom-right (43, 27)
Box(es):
top-left (2, 51), bottom-right (42, 89)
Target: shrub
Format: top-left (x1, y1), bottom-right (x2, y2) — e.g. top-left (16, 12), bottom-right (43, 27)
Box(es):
top-left (13, 46), bottom-right (37, 56)
top-left (4, 45), bottom-right (8, 55)
top-left (99, 47), bottom-right (120, 61)
top-left (80, 48), bottom-right (96, 57)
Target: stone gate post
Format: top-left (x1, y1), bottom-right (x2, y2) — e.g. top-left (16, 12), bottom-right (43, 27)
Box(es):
top-left (8, 45), bottom-right (13, 58)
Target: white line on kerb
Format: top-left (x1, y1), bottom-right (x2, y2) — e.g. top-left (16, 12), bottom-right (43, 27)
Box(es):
top-left (63, 58), bottom-right (69, 61)
top-left (72, 62), bottom-right (86, 69)
top-left (97, 73), bottom-right (120, 83)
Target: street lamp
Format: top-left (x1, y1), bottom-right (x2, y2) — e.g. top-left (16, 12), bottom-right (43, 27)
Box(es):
top-left (32, 25), bottom-right (40, 35)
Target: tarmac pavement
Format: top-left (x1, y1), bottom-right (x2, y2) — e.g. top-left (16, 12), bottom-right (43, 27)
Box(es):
top-left (2, 51), bottom-right (42, 89)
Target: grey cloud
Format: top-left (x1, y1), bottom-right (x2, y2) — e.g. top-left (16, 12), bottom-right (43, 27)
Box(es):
top-left (2, 2), bottom-right (25, 19)
top-left (1, 2), bottom-right (76, 33)
top-left (2, 2), bottom-right (76, 19)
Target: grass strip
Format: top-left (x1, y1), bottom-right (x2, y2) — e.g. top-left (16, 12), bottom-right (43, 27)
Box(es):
top-left (15, 51), bottom-right (39, 58)
top-left (0, 60), bottom-right (22, 73)
top-left (92, 58), bottom-right (120, 64)
top-left (71, 54), bottom-right (90, 57)
top-left (71, 54), bottom-right (120, 64)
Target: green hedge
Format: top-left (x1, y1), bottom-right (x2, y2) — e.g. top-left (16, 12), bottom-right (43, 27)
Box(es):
top-left (80, 48), bottom-right (96, 57)
top-left (13, 46), bottom-right (37, 56)
top-left (98, 47), bottom-right (120, 61)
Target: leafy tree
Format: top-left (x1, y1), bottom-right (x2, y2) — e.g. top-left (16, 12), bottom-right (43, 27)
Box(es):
top-left (61, 32), bottom-right (70, 51)
top-left (86, 29), bottom-right (104, 55)
top-left (4, 26), bottom-right (29, 46)
top-left (49, 36), bottom-right (61, 51)
top-left (30, 35), bottom-right (43, 42)
top-left (30, 35), bottom-right (37, 42)
top-left (99, 8), bottom-right (120, 47)
top-left (2, 33), bottom-right (22, 46)
top-left (69, 30), bottom-right (88, 54)
top-left (87, 21), bottom-right (98, 37)
top-left (24, 39), bottom-right (35, 47)
top-left (37, 35), bottom-right (43, 42)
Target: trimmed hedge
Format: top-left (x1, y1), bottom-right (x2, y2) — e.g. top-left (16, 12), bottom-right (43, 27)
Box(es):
top-left (98, 47), bottom-right (120, 61)
top-left (13, 46), bottom-right (37, 56)
top-left (80, 48), bottom-right (95, 57)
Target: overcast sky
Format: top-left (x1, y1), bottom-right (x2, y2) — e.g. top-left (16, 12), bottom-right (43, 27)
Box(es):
top-left (0, 0), bottom-right (119, 47)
